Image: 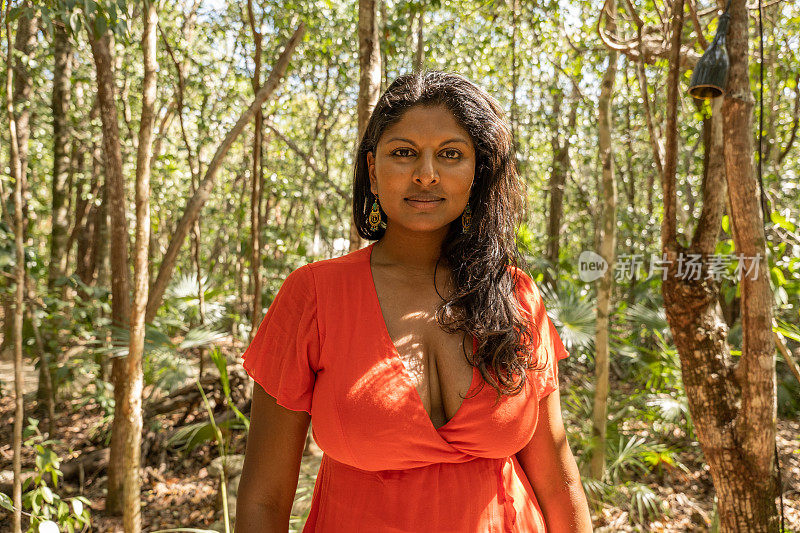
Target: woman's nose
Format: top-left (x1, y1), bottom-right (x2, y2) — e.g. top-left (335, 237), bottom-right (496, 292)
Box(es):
top-left (414, 152), bottom-right (439, 184)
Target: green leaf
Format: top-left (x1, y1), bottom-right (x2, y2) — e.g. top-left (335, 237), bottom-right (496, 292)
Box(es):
top-left (0, 492), bottom-right (13, 511)
top-left (770, 211), bottom-right (796, 232)
top-left (771, 266), bottom-right (787, 287)
top-left (58, 500), bottom-right (69, 520)
top-left (210, 348), bottom-right (230, 397)
top-left (69, 11), bottom-right (81, 34)
top-left (42, 485), bottom-right (54, 504)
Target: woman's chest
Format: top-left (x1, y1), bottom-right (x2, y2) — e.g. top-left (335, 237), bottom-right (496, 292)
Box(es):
top-left (309, 278), bottom-right (542, 470)
top-left (376, 283), bottom-right (477, 429)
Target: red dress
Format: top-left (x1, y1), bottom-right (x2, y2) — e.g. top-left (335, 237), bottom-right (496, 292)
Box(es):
top-left (242, 242), bottom-right (570, 532)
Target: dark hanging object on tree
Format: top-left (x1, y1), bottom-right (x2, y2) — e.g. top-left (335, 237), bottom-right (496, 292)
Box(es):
top-left (688, 0), bottom-right (732, 100)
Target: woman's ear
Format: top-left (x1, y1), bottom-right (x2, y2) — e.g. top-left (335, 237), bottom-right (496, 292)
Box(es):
top-left (367, 151), bottom-right (376, 193)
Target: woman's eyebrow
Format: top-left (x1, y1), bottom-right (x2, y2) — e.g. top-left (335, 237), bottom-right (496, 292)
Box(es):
top-left (386, 137), bottom-right (469, 146)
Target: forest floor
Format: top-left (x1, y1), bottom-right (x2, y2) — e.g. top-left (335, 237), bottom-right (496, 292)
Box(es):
top-left (0, 359), bottom-right (798, 532)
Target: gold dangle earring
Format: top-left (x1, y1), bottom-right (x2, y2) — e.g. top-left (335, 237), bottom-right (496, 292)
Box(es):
top-left (461, 202), bottom-right (472, 233)
top-left (369, 193), bottom-right (383, 232)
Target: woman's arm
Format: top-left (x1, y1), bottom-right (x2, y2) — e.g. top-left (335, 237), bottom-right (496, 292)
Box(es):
top-left (235, 382), bottom-right (311, 533)
top-left (515, 388), bottom-right (593, 532)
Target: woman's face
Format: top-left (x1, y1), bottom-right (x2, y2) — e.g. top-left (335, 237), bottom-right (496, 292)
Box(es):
top-left (367, 104), bottom-right (476, 235)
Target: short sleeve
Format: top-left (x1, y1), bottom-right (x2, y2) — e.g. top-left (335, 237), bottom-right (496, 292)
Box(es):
top-left (241, 264), bottom-right (320, 414)
top-left (513, 269), bottom-right (570, 401)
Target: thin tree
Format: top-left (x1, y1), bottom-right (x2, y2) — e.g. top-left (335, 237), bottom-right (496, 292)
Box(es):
top-left (714, 0), bottom-right (778, 526)
top-left (5, 11), bottom-right (26, 531)
top-left (597, 0), bottom-right (782, 523)
top-left (589, 0), bottom-right (618, 480)
top-left (247, 0), bottom-right (266, 335)
top-left (1, 1), bottom-right (36, 366)
top-left (617, 0), bottom-right (781, 526)
top-left (118, 1), bottom-right (158, 530)
top-left (545, 83), bottom-right (579, 285)
top-left (351, 0), bottom-right (381, 252)
top-left (48, 19), bottom-right (72, 290)
top-left (87, 22), bottom-right (131, 514)
top-left (39, 16), bottom-right (73, 435)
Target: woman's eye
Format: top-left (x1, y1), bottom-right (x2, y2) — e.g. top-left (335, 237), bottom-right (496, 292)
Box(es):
top-left (392, 148), bottom-right (413, 157)
top-left (442, 149), bottom-right (461, 159)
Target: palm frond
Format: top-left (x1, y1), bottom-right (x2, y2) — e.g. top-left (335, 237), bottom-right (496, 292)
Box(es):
top-left (625, 481), bottom-right (666, 525)
top-left (646, 395), bottom-right (689, 424)
top-left (606, 435), bottom-right (649, 483)
top-left (581, 477), bottom-right (614, 507)
top-left (624, 302), bottom-right (670, 339)
top-left (178, 327), bottom-right (228, 350)
top-left (538, 282), bottom-right (596, 354)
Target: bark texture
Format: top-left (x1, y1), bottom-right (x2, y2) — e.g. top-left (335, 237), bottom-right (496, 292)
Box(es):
top-left (546, 86), bottom-right (578, 282)
top-left (120, 2), bottom-right (159, 530)
top-left (49, 21), bottom-right (73, 288)
top-left (658, 0), bottom-right (779, 529)
top-left (351, 0), bottom-right (381, 252)
top-left (6, 15), bottom-right (26, 532)
top-left (717, 0), bottom-right (778, 528)
top-left (88, 28), bottom-right (131, 516)
top-left (1, 6), bottom-right (37, 357)
top-left (590, 0), bottom-right (618, 480)
top-left (247, 0), bottom-right (265, 334)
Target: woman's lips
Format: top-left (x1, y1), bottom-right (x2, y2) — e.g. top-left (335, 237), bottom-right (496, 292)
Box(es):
top-left (405, 198), bottom-right (444, 210)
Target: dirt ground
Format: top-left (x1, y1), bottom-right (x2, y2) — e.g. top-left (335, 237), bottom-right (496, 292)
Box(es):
top-left (0, 367), bottom-right (798, 532)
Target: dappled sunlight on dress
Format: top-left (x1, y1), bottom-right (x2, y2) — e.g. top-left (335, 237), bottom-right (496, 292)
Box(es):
top-left (241, 242), bottom-right (570, 532)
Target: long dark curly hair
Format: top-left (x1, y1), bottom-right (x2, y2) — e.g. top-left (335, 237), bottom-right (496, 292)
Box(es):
top-left (352, 70), bottom-right (547, 403)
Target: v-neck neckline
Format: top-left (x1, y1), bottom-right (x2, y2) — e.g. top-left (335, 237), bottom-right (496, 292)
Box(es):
top-left (365, 241), bottom-right (478, 432)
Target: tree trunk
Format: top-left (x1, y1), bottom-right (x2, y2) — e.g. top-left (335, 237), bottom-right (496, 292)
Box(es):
top-left (49, 20), bottom-right (73, 289)
top-left (88, 27), bottom-right (131, 516)
top-left (35, 19), bottom-right (74, 427)
top-left (120, 3), bottom-right (158, 531)
top-left (716, 0), bottom-right (778, 527)
top-left (546, 89), bottom-right (564, 278)
top-left (589, 0), bottom-right (618, 480)
top-left (653, 0), bottom-right (779, 529)
top-left (352, 0), bottom-right (381, 253)
top-left (546, 85), bottom-right (578, 284)
top-left (5, 13), bottom-right (26, 531)
top-left (77, 119), bottom-right (103, 287)
top-left (11, 1), bottom-right (36, 228)
top-left (1, 6), bottom-right (37, 358)
top-left (247, 0), bottom-right (265, 335)
top-left (144, 24), bottom-right (305, 323)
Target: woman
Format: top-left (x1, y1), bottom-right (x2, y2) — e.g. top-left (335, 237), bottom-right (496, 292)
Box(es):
top-left (236, 71), bottom-right (592, 532)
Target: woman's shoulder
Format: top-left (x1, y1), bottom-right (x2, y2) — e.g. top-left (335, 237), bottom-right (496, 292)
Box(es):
top-left (503, 264), bottom-right (545, 314)
top-left (265, 245), bottom-right (371, 305)
top-left (304, 242), bottom-right (371, 279)
top-left (504, 263), bottom-right (537, 291)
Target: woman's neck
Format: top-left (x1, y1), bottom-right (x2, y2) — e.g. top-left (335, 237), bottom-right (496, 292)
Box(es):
top-left (372, 224), bottom-right (450, 275)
